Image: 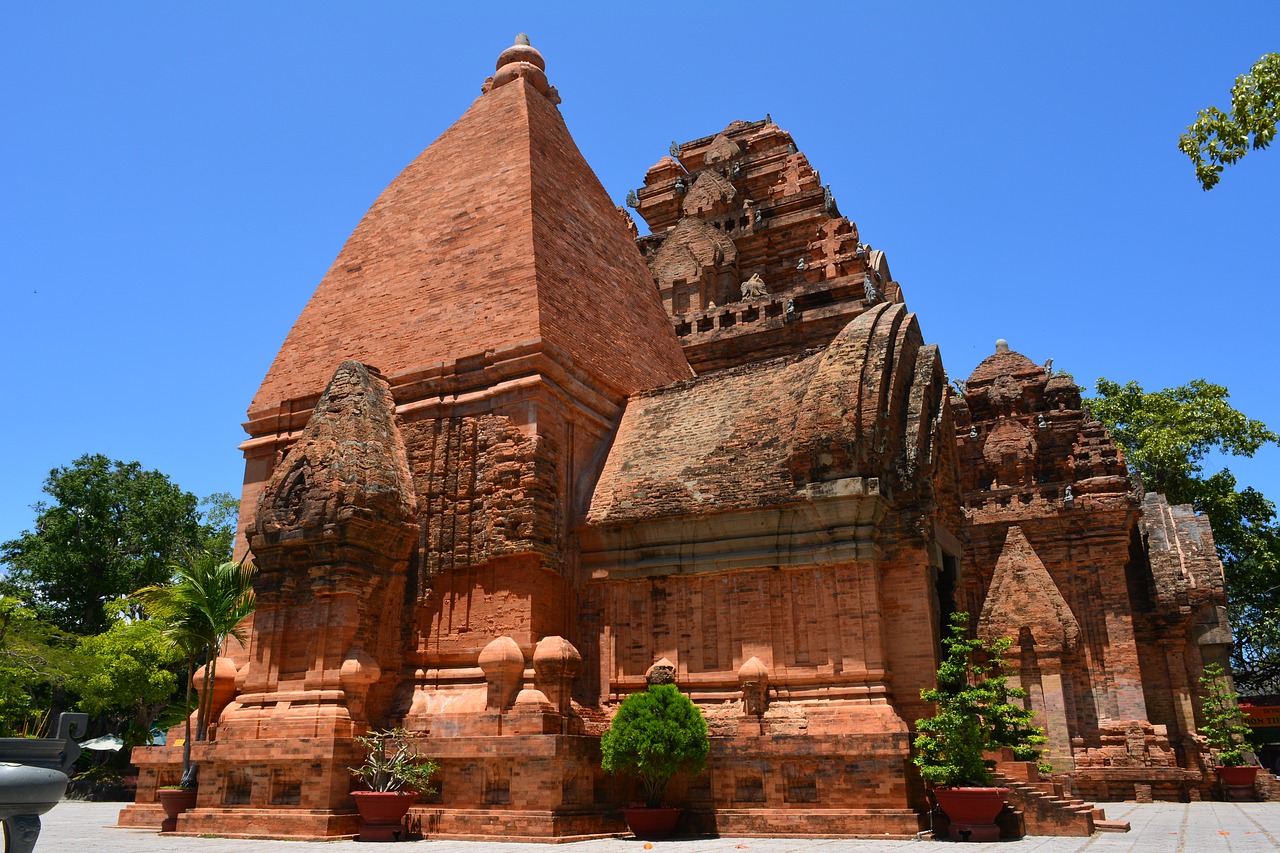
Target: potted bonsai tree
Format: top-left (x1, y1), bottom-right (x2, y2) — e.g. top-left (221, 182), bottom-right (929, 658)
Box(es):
top-left (1198, 662), bottom-right (1259, 800)
top-left (600, 683), bottom-right (709, 838)
top-left (349, 728), bottom-right (438, 842)
top-left (914, 612), bottom-right (1045, 842)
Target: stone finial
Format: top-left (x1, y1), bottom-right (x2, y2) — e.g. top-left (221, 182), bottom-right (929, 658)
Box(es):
top-left (738, 656), bottom-right (770, 716)
top-left (478, 636), bottom-right (525, 711)
top-left (533, 636), bottom-right (581, 716)
top-left (483, 34), bottom-right (559, 103)
top-left (996, 338), bottom-right (1010, 353)
top-left (193, 656), bottom-right (240, 728)
top-left (339, 647), bottom-right (381, 720)
top-left (646, 657), bottom-right (677, 685)
top-left (514, 687), bottom-right (553, 710)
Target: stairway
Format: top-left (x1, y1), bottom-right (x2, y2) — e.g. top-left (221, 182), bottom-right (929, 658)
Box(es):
top-left (993, 771), bottom-right (1131, 836)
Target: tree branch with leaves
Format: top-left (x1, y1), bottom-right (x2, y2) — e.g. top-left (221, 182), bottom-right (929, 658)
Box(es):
top-left (1179, 53), bottom-right (1280, 190)
top-left (1090, 378), bottom-right (1280, 691)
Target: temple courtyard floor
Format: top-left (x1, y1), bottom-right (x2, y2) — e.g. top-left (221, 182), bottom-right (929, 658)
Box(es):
top-left (36, 800), bottom-right (1279, 852)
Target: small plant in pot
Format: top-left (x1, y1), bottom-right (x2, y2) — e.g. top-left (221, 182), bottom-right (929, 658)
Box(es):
top-left (1198, 662), bottom-right (1259, 800)
top-left (601, 683), bottom-right (709, 838)
top-left (914, 612), bottom-right (1046, 842)
top-left (349, 728), bottom-right (438, 842)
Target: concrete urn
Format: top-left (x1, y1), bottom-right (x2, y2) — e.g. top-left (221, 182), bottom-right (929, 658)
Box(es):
top-left (0, 712), bottom-right (88, 853)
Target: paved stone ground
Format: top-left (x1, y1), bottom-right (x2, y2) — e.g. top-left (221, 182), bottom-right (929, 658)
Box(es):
top-left (21, 800), bottom-right (1280, 852)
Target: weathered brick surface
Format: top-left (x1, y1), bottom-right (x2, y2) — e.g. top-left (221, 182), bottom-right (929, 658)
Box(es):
top-left (633, 120), bottom-right (902, 373)
top-left (250, 53), bottom-right (687, 419)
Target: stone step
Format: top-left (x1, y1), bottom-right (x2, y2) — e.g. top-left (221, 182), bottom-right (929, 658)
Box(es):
top-left (1096, 819), bottom-right (1132, 832)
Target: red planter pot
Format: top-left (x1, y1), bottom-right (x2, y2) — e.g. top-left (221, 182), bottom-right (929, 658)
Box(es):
top-left (1216, 766), bottom-right (1259, 801)
top-left (622, 807), bottom-right (681, 838)
top-left (933, 786), bottom-right (1009, 842)
top-left (352, 790), bottom-right (417, 842)
top-left (157, 787), bottom-right (198, 833)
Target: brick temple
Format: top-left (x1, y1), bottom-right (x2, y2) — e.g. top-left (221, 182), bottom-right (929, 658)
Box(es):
top-left (121, 36), bottom-right (1245, 839)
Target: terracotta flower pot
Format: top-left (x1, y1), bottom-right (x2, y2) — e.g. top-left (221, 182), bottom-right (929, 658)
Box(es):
top-left (1216, 765), bottom-right (1259, 801)
top-left (622, 806), bottom-right (681, 838)
top-left (352, 790), bottom-right (417, 842)
top-left (157, 787), bottom-right (198, 833)
top-left (933, 786), bottom-right (1009, 842)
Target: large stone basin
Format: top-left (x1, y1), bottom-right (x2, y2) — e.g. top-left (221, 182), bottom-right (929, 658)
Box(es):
top-left (0, 713), bottom-right (87, 853)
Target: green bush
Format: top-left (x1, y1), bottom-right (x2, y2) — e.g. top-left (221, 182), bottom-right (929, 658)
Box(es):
top-left (1198, 662), bottom-right (1255, 767)
top-left (601, 684), bottom-right (709, 808)
top-left (914, 612), bottom-right (1046, 787)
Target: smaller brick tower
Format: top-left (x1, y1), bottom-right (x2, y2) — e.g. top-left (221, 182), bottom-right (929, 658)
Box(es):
top-left (953, 340), bottom-right (1233, 800)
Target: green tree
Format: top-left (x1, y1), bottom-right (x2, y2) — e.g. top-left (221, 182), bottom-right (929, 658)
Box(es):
top-left (199, 492), bottom-right (240, 561)
top-left (0, 455), bottom-right (233, 635)
top-left (1090, 378), bottom-right (1280, 691)
top-left (600, 683), bottom-right (709, 808)
top-left (914, 612), bottom-right (1046, 788)
top-left (74, 601), bottom-right (184, 753)
top-left (134, 551), bottom-right (256, 788)
top-left (1179, 53), bottom-right (1280, 190)
top-left (1197, 662), bottom-right (1256, 767)
top-left (0, 586), bottom-right (85, 736)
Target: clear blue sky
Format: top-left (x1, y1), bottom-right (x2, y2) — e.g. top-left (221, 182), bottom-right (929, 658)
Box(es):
top-left (2, 2), bottom-right (1277, 541)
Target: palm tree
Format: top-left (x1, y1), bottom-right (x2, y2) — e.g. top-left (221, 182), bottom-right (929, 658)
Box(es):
top-left (135, 550), bottom-right (256, 788)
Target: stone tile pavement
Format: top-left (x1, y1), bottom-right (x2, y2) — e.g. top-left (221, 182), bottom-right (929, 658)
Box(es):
top-left (26, 800), bottom-right (1280, 853)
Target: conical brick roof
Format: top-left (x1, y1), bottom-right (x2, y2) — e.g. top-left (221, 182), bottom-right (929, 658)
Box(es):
top-left (250, 38), bottom-right (689, 418)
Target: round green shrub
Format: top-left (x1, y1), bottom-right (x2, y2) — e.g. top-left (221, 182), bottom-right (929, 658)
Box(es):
top-left (600, 683), bottom-right (709, 808)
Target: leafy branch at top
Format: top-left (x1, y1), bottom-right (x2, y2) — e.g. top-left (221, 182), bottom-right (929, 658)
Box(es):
top-left (1179, 53), bottom-right (1280, 190)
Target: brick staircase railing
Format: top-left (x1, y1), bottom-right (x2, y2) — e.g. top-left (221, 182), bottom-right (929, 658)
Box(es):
top-left (993, 762), bottom-right (1130, 836)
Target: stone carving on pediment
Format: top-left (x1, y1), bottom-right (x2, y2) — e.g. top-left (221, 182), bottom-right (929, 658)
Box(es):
top-left (254, 361), bottom-right (416, 542)
top-left (648, 217), bottom-right (739, 311)
top-left (682, 169), bottom-right (738, 218)
top-left (987, 374), bottom-right (1026, 414)
top-left (703, 132), bottom-right (743, 166)
top-left (983, 416), bottom-right (1037, 488)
